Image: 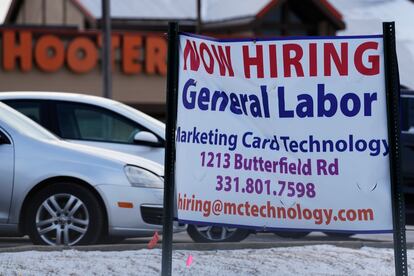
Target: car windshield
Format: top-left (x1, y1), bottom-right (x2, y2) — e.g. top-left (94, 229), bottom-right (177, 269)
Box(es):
top-left (0, 102), bottom-right (57, 141)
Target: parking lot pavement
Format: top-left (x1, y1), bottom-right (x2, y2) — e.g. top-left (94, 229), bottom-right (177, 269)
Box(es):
top-left (166, 226), bottom-right (414, 244)
top-left (0, 227), bottom-right (413, 252)
top-left (0, 237), bottom-right (32, 249)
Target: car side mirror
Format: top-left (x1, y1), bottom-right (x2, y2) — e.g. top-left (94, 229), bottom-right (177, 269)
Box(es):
top-left (133, 131), bottom-right (164, 147)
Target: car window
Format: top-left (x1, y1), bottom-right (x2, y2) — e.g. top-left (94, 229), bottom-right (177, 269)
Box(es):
top-left (0, 102), bottom-right (57, 141)
top-left (0, 128), bottom-right (10, 144)
top-left (3, 101), bottom-right (41, 124)
top-left (56, 102), bottom-right (143, 143)
top-left (401, 96), bottom-right (414, 132)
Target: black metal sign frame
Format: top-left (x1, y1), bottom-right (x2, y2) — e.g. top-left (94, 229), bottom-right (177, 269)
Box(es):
top-left (162, 22), bottom-right (179, 276)
top-left (162, 21), bottom-right (407, 276)
top-left (383, 21), bottom-right (408, 276)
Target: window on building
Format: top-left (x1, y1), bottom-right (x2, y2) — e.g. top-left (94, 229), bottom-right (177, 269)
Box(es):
top-left (259, 3), bottom-right (312, 36)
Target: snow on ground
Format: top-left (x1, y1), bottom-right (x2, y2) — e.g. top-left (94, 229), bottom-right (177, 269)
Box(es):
top-left (0, 245), bottom-right (412, 275)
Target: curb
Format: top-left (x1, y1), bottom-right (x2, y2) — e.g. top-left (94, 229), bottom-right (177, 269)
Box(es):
top-left (0, 241), bottom-right (412, 253)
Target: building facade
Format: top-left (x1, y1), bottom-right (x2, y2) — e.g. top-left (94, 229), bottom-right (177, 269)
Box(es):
top-left (1, 0), bottom-right (345, 118)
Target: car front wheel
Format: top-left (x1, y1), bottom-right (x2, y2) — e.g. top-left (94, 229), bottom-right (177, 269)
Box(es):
top-left (26, 183), bottom-right (104, 246)
top-left (187, 225), bottom-right (250, 243)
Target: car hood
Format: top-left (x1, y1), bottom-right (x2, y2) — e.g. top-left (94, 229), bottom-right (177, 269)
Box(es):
top-left (48, 139), bottom-right (164, 176)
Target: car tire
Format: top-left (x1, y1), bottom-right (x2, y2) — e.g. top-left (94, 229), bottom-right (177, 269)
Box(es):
top-left (273, 231), bottom-right (310, 238)
top-left (26, 183), bottom-right (105, 246)
top-left (323, 232), bottom-right (354, 238)
top-left (187, 225), bottom-right (250, 243)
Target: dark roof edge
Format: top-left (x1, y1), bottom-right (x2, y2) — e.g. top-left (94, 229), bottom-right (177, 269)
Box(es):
top-left (4, 0), bottom-right (345, 31)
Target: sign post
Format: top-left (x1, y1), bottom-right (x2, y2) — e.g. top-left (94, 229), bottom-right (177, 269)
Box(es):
top-left (101, 0), bottom-right (112, 99)
top-left (383, 21), bottom-right (407, 276)
top-left (161, 22), bottom-right (179, 276)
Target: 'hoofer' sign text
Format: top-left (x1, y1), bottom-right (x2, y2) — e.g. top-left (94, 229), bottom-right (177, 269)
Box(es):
top-left (175, 33), bottom-right (392, 233)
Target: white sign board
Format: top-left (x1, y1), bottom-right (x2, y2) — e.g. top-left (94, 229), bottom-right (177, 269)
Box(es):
top-left (175, 33), bottom-right (392, 233)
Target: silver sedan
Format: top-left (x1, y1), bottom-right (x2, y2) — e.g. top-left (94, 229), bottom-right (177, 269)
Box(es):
top-left (0, 102), bottom-right (176, 246)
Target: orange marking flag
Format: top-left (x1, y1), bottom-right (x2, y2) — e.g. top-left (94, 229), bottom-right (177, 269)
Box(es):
top-left (186, 255), bottom-right (193, 267)
top-left (147, 231), bottom-right (159, 249)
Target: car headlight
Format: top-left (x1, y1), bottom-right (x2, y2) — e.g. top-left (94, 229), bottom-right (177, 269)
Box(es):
top-left (124, 165), bottom-right (164, 189)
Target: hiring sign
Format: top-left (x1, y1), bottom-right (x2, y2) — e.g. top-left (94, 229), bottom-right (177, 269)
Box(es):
top-left (174, 33), bottom-right (393, 232)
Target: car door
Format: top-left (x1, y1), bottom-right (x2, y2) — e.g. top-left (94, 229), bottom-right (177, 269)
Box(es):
top-left (54, 101), bottom-right (164, 164)
top-left (401, 95), bottom-right (414, 183)
top-left (0, 128), bottom-right (14, 222)
top-left (400, 94), bottom-right (414, 223)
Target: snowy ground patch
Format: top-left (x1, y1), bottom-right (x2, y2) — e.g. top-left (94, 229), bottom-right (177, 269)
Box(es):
top-left (0, 245), bottom-right (412, 275)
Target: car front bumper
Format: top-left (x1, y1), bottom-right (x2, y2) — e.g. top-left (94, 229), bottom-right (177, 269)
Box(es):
top-left (96, 184), bottom-right (186, 237)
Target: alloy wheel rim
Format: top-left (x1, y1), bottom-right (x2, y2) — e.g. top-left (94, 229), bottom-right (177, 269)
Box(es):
top-left (194, 226), bottom-right (237, 241)
top-left (35, 194), bottom-right (89, 246)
